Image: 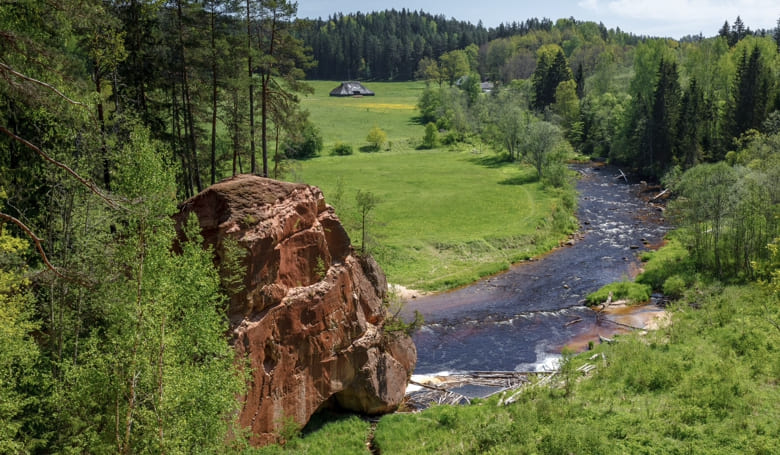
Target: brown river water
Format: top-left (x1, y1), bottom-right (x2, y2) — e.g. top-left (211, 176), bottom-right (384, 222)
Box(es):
top-left (404, 163), bottom-right (671, 377)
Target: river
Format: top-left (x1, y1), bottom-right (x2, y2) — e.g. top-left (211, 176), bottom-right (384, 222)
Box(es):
top-left (405, 163), bottom-right (670, 376)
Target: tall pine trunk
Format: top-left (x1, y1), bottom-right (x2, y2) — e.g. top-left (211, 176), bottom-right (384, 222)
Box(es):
top-left (247, 0), bottom-right (256, 174)
top-left (210, 5), bottom-right (218, 185)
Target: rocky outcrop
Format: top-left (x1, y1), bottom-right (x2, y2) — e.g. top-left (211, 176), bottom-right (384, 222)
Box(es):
top-left (174, 175), bottom-right (416, 446)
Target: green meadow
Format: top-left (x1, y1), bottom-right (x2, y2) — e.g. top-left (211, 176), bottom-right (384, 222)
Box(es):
top-left (296, 81), bottom-right (576, 290)
top-left (301, 81), bottom-right (426, 148)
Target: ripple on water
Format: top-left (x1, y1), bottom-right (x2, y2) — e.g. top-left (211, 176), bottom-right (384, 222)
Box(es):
top-left (407, 164), bottom-right (669, 374)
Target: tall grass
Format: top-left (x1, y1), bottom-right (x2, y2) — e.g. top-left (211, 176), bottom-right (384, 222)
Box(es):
top-left (372, 279), bottom-right (780, 454)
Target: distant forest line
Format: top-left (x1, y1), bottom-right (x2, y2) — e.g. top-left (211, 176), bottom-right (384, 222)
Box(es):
top-left (296, 9), bottom-right (779, 81)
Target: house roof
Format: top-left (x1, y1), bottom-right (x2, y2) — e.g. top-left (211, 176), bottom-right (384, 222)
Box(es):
top-left (329, 81), bottom-right (375, 97)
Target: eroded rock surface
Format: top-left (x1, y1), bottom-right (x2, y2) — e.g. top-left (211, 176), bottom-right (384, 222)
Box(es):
top-left (174, 174), bottom-right (416, 446)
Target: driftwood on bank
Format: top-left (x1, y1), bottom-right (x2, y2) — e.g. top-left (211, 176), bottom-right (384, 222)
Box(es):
top-left (405, 371), bottom-right (551, 410)
top-left (651, 188), bottom-right (669, 201)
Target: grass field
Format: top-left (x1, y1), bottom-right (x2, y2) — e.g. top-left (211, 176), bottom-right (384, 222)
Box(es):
top-left (300, 81), bottom-right (426, 149)
top-left (296, 81), bottom-right (576, 290)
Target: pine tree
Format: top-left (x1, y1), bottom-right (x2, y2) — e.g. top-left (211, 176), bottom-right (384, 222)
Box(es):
top-left (532, 47), bottom-right (572, 111)
top-left (731, 16), bottom-right (747, 46)
top-left (646, 59), bottom-right (681, 176)
top-left (729, 45), bottom-right (771, 142)
top-left (676, 78), bottom-right (705, 168)
top-left (253, 0), bottom-right (313, 177)
top-left (774, 18), bottom-right (780, 50)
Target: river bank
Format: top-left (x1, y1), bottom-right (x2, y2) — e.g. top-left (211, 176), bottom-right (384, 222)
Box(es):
top-left (404, 163), bottom-right (671, 376)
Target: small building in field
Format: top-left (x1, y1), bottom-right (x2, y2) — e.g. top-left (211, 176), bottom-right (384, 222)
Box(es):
top-left (329, 81), bottom-right (375, 97)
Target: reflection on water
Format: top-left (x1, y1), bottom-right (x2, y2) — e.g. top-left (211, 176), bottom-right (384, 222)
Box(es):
top-left (406, 164), bottom-right (670, 375)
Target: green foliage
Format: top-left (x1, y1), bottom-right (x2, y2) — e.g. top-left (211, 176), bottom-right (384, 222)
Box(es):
top-left (219, 237), bottom-right (248, 296)
top-left (367, 276), bottom-right (780, 454)
top-left (283, 123), bottom-right (323, 159)
top-left (329, 142), bottom-right (353, 156)
top-left (522, 120), bottom-right (565, 179)
top-left (276, 415), bottom-right (302, 446)
top-left (421, 122), bottom-right (439, 149)
top-left (355, 190), bottom-right (379, 254)
top-left (758, 237), bottom-right (780, 296)
top-left (662, 275), bottom-right (687, 299)
top-left (532, 45), bottom-right (573, 110)
top-left (366, 126), bottom-right (388, 151)
top-left (0, 231), bottom-right (43, 454)
top-left (668, 159), bottom-right (778, 280)
top-left (249, 411), bottom-right (371, 454)
top-left (383, 289), bottom-right (424, 336)
top-left (585, 280), bottom-right (652, 305)
top-left (439, 50), bottom-right (471, 87)
top-left (636, 236), bottom-right (693, 290)
top-left (552, 79), bottom-right (580, 129)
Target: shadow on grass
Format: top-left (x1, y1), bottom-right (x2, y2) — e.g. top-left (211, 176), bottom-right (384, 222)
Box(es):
top-left (300, 409), bottom-right (361, 437)
top-left (359, 145), bottom-right (382, 153)
top-left (467, 153), bottom-right (512, 168)
top-left (466, 153), bottom-right (540, 185)
top-left (409, 115), bottom-right (428, 126)
top-left (499, 173), bottom-right (540, 185)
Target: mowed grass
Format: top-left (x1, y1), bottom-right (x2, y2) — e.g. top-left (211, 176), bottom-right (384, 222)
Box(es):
top-left (297, 149), bottom-right (572, 291)
top-left (301, 80), bottom-right (426, 148)
top-left (297, 81), bottom-right (575, 291)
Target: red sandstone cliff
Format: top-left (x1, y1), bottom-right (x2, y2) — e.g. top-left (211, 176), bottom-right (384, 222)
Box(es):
top-left (174, 175), bottom-right (416, 446)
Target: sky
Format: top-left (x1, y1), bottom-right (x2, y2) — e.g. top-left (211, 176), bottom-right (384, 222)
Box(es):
top-left (296, 0), bottom-right (780, 39)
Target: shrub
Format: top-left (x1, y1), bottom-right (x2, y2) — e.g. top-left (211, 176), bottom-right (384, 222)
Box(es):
top-left (585, 280), bottom-right (652, 305)
top-left (330, 142), bottom-right (353, 156)
top-left (636, 236), bottom-right (693, 290)
top-left (421, 122), bottom-right (439, 149)
top-left (284, 123), bottom-right (323, 159)
top-left (366, 126), bottom-right (387, 151)
top-left (662, 275), bottom-right (686, 299)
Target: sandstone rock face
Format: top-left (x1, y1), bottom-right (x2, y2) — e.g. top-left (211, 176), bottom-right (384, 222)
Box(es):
top-left (174, 175), bottom-right (416, 446)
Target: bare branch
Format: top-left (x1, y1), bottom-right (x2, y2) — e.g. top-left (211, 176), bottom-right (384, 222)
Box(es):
top-left (0, 211), bottom-right (67, 280)
top-left (0, 125), bottom-right (122, 210)
top-left (0, 62), bottom-right (90, 109)
top-left (1, 211), bottom-right (96, 288)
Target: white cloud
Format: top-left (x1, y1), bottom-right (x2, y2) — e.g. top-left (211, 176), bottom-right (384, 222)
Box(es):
top-left (577, 0), bottom-right (778, 37)
top-left (607, 0), bottom-right (777, 28)
top-left (578, 0), bottom-right (600, 11)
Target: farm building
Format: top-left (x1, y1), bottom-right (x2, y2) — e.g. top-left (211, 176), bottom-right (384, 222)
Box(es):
top-left (329, 81), bottom-right (375, 97)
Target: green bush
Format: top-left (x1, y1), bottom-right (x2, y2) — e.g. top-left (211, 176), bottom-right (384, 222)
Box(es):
top-left (366, 126), bottom-right (387, 150)
top-left (284, 123), bottom-right (323, 159)
top-left (585, 280), bottom-right (652, 305)
top-left (636, 236), bottom-right (693, 290)
top-left (329, 142), bottom-right (354, 156)
top-left (662, 275), bottom-right (686, 299)
top-left (421, 122), bottom-right (439, 149)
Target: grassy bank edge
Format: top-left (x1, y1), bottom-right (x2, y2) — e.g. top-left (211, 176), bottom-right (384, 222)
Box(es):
top-left (250, 233), bottom-right (780, 454)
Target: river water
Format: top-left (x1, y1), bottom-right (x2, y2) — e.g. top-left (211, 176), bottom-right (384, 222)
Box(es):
top-left (405, 164), bottom-right (670, 375)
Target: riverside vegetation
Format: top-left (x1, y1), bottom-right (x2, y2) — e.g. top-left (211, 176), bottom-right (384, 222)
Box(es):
top-left (251, 235), bottom-right (780, 454)
top-left (2, 1), bottom-right (780, 453)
